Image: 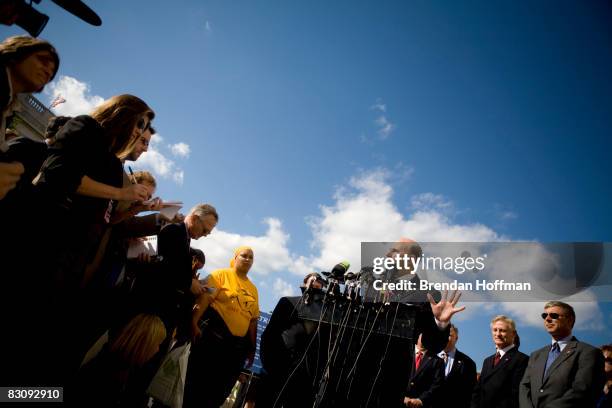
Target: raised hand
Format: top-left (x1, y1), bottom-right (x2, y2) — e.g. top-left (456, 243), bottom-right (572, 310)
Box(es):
top-left (427, 290), bottom-right (466, 323)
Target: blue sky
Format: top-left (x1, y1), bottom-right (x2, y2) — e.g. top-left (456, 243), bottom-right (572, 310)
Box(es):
top-left (5, 0), bottom-right (611, 370)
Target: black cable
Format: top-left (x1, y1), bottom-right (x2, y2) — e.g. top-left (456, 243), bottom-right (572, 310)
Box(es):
top-left (365, 302), bottom-right (400, 407)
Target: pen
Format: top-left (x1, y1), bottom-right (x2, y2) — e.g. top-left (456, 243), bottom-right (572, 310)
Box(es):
top-left (128, 166), bottom-right (137, 184)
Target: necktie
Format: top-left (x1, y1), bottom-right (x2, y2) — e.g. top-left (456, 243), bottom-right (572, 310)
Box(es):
top-left (544, 342), bottom-right (561, 378)
top-left (493, 351), bottom-right (501, 367)
top-left (441, 351), bottom-right (449, 376)
top-left (415, 352), bottom-right (423, 371)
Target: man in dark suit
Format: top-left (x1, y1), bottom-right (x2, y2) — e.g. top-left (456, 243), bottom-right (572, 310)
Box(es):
top-left (519, 301), bottom-right (605, 408)
top-left (472, 315), bottom-right (529, 408)
top-left (438, 324), bottom-right (477, 408)
top-left (405, 334), bottom-right (445, 408)
top-left (381, 239), bottom-right (465, 353)
top-left (156, 203), bottom-right (218, 333)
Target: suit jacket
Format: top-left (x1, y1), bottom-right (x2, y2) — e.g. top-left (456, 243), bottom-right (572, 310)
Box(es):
top-left (439, 349), bottom-right (477, 408)
top-left (472, 347), bottom-right (529, 408)
top-left (519, 337), bottom-right (605, 408)
top-left (406, 352), bottom-right (445, 408)
top-left (157, 221), bottom-right (192, 293)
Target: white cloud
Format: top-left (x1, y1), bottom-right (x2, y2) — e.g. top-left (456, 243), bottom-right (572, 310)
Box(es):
top-left (205, 21), bottom-right (212, 32)
top-left (176, 168), bottom-right (604, 327)
top-left (191, 218), bottom-right (308, 277)
top-left (44, 76), bottom-right (187, 185)
top-left (170, 142), bottom-right (191, 158)
top-left (493, 204), bottom-right (518, 221)
top-left (371, 99), bottom-right (386, 113)
top-left (129, 134), bottom-right (186, 185)
top-left (273, 278), bottom-right (298, 297)
top-left (411, 192), bottom-right (454, 214)
top-left (367, 98), bottom-right (396, 140)
top-left (45, 75), bottom-right (104, 116)
top-left (375, 115), bottom-right (396, 139)
top-left (304, 170), bottom-right (501, 274)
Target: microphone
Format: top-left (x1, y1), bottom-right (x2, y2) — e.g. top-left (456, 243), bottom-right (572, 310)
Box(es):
top-left (325, 261), bottom-right (350, 280)
top-left (344, 269), bottom-right (361, 281)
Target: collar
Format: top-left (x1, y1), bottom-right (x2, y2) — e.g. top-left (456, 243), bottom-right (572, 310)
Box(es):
top-left (552, 334), bottom-right (573, 347)
top-left (496, 344), bottom-right (515, 357)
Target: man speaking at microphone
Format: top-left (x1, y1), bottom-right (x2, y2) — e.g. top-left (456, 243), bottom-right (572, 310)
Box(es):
top-left (381, 238), bottom-right (466, 408)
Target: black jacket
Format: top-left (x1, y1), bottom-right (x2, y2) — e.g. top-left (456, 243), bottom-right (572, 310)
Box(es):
top-left (472, 347), bottom-right (529, 408)
top-left (406, 352), bottom-right (445, 408)
top-left (439, 349), bottom-right (477, 408)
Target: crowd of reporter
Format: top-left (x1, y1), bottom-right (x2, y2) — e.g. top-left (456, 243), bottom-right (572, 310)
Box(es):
top-left (1, 34), bottom-right (611, 408)
top-left (0, 34), bottom-right (263, 407)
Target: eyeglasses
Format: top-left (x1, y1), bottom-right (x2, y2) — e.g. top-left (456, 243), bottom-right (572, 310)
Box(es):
top-left (541, 312), bottom-right (564, 320)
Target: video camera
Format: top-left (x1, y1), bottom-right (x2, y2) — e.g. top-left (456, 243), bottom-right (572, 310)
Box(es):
top-left (7, 0), bottom-right (101, 37)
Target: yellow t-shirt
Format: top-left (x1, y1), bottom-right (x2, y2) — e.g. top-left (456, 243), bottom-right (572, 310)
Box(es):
top-left (207, 268), bottom-right (260, 337)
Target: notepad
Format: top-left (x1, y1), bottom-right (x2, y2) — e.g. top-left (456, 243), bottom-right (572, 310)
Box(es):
top-left (159, 202), bottom-right (183, 219)
top-left (140, 199), bottom-right (183, 219)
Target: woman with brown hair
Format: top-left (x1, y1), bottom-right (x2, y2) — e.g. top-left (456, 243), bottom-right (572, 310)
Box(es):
top-left (75, 314), bottom-right (167, 407)
top-left (33, 95), bottom-right (154, 290)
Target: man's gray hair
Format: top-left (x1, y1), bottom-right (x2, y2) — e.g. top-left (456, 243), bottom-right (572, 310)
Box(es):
top-left (490, 315), bottom-right (517, 333)
top-left (190, 203), bottom-right (218, 222)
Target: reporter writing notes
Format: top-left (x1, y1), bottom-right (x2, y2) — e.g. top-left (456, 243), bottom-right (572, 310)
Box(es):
top-left (24, 95), bottom-right (154, 386)
top-left (183, 246), bottom-right (260, 408)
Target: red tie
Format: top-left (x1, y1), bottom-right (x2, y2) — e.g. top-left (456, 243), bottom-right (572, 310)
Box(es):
top-left (415, 352), bottom-right (423, 371)
top-left (493, 351), bottom-right (501, 367)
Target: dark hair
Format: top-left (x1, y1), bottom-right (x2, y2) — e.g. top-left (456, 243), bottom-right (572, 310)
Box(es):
top-left (190, 247), bottom-right (205, 265)
top-left (0, 35), bottom-right (60, 83)
top-left (303, 272), bottom-right (323, 285)
top-left (45, 115), bottom-right (71, 140)
top-left (90, 94), bottom-right (155, 160)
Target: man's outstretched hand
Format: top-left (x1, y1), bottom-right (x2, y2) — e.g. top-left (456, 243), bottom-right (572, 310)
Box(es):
top-left (427, 290), bottom-right (466, 323)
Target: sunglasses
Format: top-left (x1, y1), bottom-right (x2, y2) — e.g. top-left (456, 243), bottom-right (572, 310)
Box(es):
top-left (136, 117), bottom-right (150, 132)
top-left (541, 312), bottom-right (564, 320)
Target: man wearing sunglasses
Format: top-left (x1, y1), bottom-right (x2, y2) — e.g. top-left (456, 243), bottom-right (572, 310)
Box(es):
top-left (519, 301), bottom-right (605, 407)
